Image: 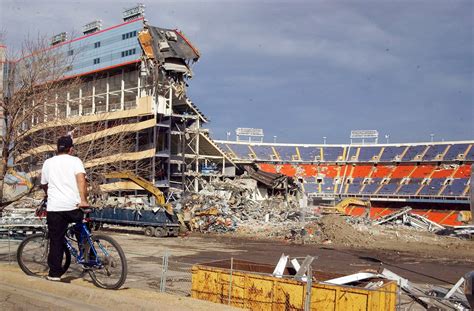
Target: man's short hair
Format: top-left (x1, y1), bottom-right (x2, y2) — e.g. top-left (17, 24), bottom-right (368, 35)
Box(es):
top-left (57, 136), bottom-right (74, 153)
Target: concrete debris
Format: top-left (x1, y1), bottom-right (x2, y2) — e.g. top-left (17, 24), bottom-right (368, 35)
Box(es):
top-left (173, 179), bottom-right (305, 233)
top-left (243, 164), bottom-right (296, 190)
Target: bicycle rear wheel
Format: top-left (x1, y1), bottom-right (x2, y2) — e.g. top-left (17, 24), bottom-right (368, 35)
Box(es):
top-left (16, 233), bottom-right (71, 277)
top-left (86, 234), bottom-right (127, 289)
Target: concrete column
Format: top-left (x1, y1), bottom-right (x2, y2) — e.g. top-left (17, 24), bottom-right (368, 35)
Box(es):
top-left (92, 83), bottom-right (95, 114)
top-left (66, 92), bottom-right (70, 117)
top-left (54, 94), bottom-right (58, 118)
top-left (78, 88), bottom-right (82, 115)
top-left (105, 73), bottom-right (109, 112)
top-left (120, 69), bottom-right (125, 110)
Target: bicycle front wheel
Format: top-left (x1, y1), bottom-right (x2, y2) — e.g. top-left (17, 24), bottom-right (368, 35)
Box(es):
top-left (16, 233), bottom-right (71, 277)
top-left (86, 234), bottom-right (127, 289)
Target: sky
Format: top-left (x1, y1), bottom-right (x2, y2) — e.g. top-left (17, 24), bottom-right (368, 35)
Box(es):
top-left (1, 0), bottom-right (473, 144)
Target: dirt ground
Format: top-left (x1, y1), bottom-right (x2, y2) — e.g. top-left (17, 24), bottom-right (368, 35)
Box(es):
top-left (233, 214), bottom-right (474, 263)
top-left (101, 224), bottom-right (472, 286)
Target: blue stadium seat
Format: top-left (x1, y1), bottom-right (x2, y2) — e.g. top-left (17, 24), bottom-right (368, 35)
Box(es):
top-left (321, 178), bottom-right (334, 193)
top-left (443, 144), bottom-right (469, 161)
top-left (347, 147), bottom-right (359, 161)
top-left (397, 178), bottom-right (423, 195)
top-left (423, 145), bottom-right (448, 161)
top-left (465, 145), bottom-right (474, 161)
top-left (226, 143), bottom-right (252, 160)
top-left (304, 182), bottom-right (318, 193)
top-left (442, 178), bottom-right (469, 196)
top-left (358, 147), bottom-right (382, 162)
top-left (347, 178), bottom-right (363, 194)
top-left (401, 145), bottom-right (426, 161)
top-left (379, 146), bottom-right (406, 162)
top-left (299, 146), bottom-right (320, 162)
top-left (418, 179), bottom-right (444, 196)
top-left (251, 145), bottom-right (275, 161)
top-left (322, 147), bottom-right (344, 162)
top-left (361, 178), bottom-right (382, 194)
top-left (274, 145), bottom-right (297, 161)
top-left (377, 179), bottom-right (401, 195)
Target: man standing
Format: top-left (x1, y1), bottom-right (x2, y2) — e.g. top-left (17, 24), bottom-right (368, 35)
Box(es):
top-left (41, 136), bottom-right (89, 281)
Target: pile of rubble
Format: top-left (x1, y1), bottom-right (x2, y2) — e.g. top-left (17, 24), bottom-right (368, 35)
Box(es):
top-left (0, 197), bottom-right (46, 236)
top-left (173, 178), bottom-right (306, 233)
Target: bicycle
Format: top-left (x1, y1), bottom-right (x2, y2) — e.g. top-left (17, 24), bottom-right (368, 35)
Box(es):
top-left (16, 202), bottom-right (127, 289)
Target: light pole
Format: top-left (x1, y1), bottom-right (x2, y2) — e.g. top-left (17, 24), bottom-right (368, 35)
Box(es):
top-left (430, 133), bottom-right (434, 143)
top-left (323, 136), bottom-right (327, 145)
top-left (385, 134), bottom-right (390, 144)
top-left (226, 131), bottom-right (231, 141)
top-left (273, 135), bottom-right (277, 143)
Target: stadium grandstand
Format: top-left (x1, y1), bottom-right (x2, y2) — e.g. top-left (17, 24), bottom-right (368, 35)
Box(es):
top-left (215, 140), bottom-right (473, 225)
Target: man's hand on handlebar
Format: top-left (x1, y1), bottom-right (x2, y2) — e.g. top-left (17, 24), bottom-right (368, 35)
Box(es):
top-left (78, 200), bottom-right (90, 208)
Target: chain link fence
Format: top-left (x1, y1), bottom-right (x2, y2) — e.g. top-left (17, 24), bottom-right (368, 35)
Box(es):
top-left (0, 232), bottom-right (22, 263)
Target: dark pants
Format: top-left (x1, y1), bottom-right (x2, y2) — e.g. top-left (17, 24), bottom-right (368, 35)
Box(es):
top-left (46, 209), bottom-right (83, 277)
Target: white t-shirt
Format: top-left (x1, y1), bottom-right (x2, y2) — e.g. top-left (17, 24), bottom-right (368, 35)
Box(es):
top-left (40, 154), bottom-right (86, 212)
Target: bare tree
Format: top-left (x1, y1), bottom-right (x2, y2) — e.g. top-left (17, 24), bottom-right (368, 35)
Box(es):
top-left (0, 33), bottom-right (76, 202)
top-left (0, 33), bottom-right (151, 203)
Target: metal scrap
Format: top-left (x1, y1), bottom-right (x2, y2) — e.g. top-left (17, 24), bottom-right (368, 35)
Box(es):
top-left (373, 206), bottom-right (445, 232)
top-left (380, 268), bottom-right (471, 310)
top-left (436, 225), bottom-right (474, 239)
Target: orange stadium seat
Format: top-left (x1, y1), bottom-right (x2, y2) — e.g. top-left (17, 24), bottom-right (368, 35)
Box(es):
top-left (431, 166), bottom-right (455, 178)
top-left (372, 165), bottom-right (393, 178)
top-left (278, 164), bottom-right (297, 177)
top-left (410, 165), bottom-right (435, 178)
top-left (258, 163), bottom-right (277, 174)
top-left (453, 164), bottom-right (471, 178)
top-left (391, 165), bottom-right (414, 178)
top-left (300, 164), bottom-right (318, 177)
top-left (351, 165), bottom-right (372, 178)
top-left (319, 165), bottom-right (339, 178)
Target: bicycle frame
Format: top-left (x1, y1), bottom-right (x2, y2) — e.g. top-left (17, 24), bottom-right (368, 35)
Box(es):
top-left (64, 222), bottom-right (108, 268)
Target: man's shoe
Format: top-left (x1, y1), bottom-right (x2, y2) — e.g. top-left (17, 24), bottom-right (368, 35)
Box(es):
top-left (46, 276), bottom-right (62, 282)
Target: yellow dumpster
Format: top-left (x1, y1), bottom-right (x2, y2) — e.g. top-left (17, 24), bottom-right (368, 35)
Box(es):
top-left (191, 259), bottom-right (397, 311)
